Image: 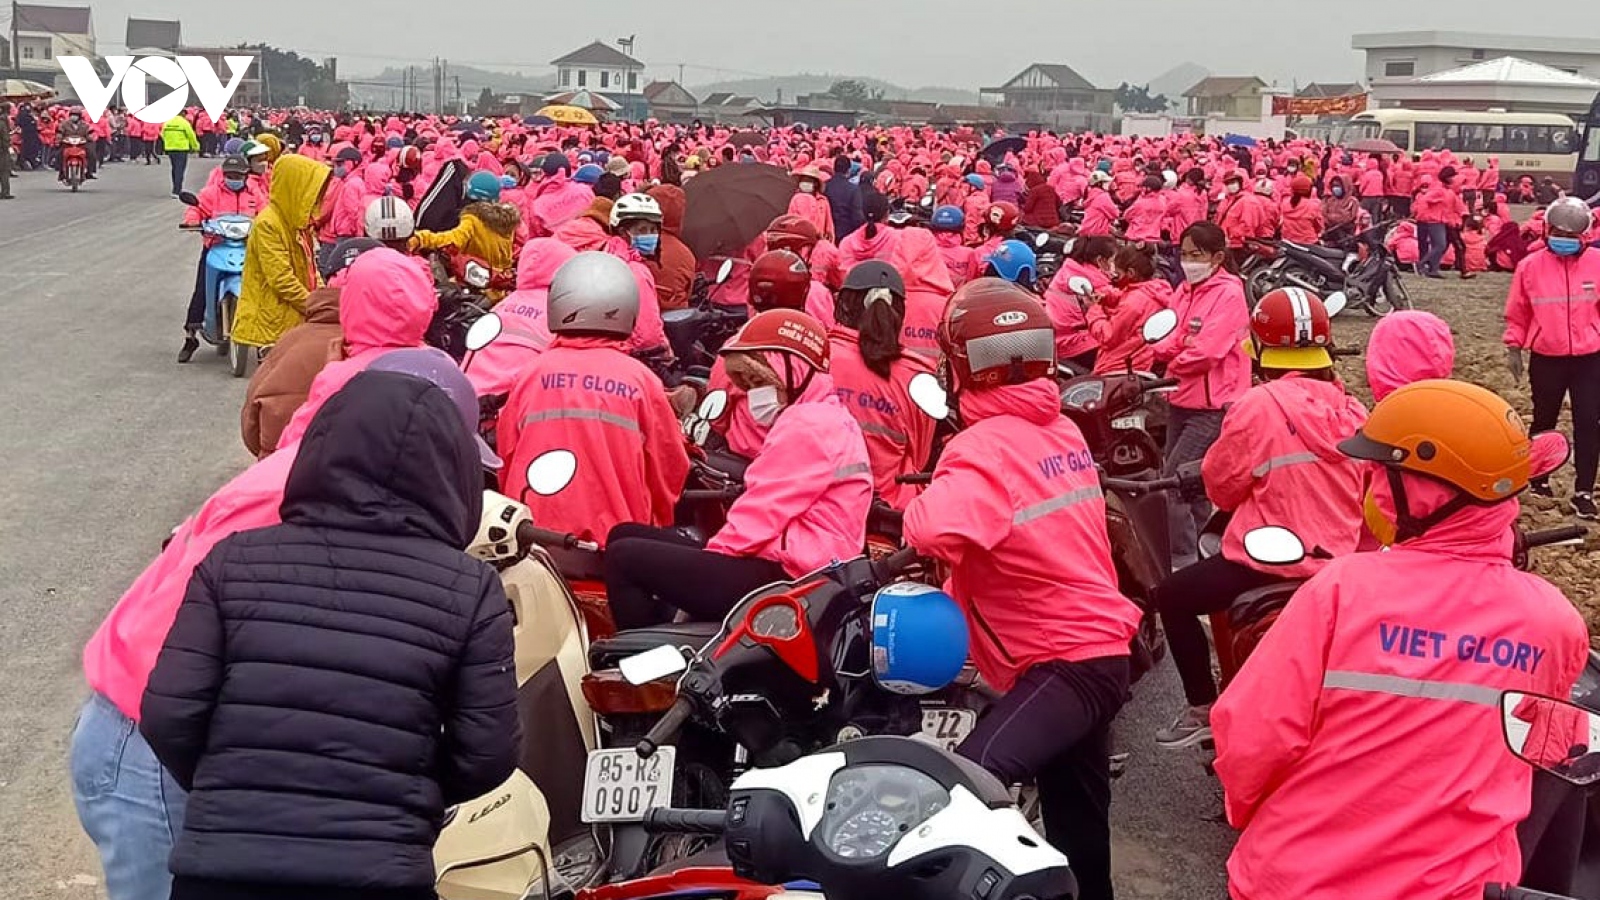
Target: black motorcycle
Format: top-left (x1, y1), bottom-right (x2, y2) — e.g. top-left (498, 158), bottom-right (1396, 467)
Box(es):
top-left (1247, 223), bottom-right (1410, 316)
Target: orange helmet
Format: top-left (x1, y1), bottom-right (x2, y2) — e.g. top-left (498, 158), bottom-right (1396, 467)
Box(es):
top-left (721, 308), bottom-right (830, 373)
top-left (1340, 379), bottom-right (1531, 502)
top-left (1251, 287), bottom-right (1334, 370)
top-left (939, 278), bottom-right (1056, 390)
top-left (764, 215), bottom-right (822, 254)
top-left (983, 201), bottom-right (1020, 234)
top-left (748, 250), bottom-right (811, 312)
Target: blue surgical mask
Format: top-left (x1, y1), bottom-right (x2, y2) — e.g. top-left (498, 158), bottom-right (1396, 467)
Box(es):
top-left (1549, 236), bottom-right (1584, 257)
top-left (333, 163), bottom-right (348, 178)
top-left (1331, 186), bottom-right (1346, 198)
top-left (224, 177), bottom-right (246, 192)
top-left (631, 234), bottom-right (660, 255)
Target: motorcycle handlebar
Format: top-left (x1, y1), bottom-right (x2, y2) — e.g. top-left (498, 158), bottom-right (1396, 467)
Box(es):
top-left (637, 696), bottom-right (692, 759)
top-left (515, 521), bottom-right (600, 555)
top-left (1485, 885), bottom-right (1578, 900)
top-left (1524, 525), bottom-right (1587, 548)
top-left (872, 545), bottom-right (921, 582)
top-left (681, 488), bottom-right (743, 502)
top-left (896, 473), bottom-right (933, 485)
top-left (1101, 475), bottom-right (1181, 497)
top-left (1141, 377), bottom-right (1178, 391)
top-left (642, 807), bottom-right (727, 835)
top-left (1331, 347), bottom-right (1363, 358)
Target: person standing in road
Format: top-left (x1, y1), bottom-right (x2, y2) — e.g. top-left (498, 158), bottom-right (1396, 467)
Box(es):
top-left (0, 102), bottom-right (14, 199)
top-left (161, 113), bottom-right (201, 197)
top-left (824, 155), bottom-right (866, 240)
top-left (1504, 197), bottom-right (1600, 520)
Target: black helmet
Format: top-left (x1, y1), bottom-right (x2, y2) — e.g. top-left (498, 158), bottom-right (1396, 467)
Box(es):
top-left (220, 154), bottom-right (250, 176)
top-left (841, 260), bottom-right (906, 298)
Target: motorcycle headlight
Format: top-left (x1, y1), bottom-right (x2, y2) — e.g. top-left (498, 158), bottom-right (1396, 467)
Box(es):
top-left (220, 221), bottom-right (252, 241)
top-left (815, 764), bottom-right (950, 861)
top-left (464, 261), bottom-right (491, 289)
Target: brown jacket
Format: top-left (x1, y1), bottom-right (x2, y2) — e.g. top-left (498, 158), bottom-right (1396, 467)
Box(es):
top-left (240, 287), bottom-right (342, 457)
top-left (646, 185), bottom-right (697, 310)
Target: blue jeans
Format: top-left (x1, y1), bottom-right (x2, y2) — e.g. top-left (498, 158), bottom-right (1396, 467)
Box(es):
top-left (168, 151), bottom-right (189, 195)
top-left (1419, 222), bottom-right (1448, 276)
top-left (70, 692), bottom-right (188, 900)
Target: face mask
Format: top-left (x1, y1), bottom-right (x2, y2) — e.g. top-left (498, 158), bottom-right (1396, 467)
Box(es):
top-left (798, 181), bottom-right (815, 194)
top-left (747, 385), bottom-right (783, 426)
top-left (224, 177), bottom-right (246, 192)
top-left (1225, 183), bottom-right (1242, 195)
top-left (1549, 236), bottom-right (1584, 257)
top-left (333, 163), bottom-right (348, 178)
top-left (1331, 186), bottom-right (1345, 198)
top-left (631, 233), bottom-right (660, 256)
top-left (1181, 260), bottom-right (1216, 284)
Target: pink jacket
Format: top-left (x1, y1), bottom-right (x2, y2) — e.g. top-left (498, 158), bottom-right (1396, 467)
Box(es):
top-left (1078, 187), bottom-right (1119, 238)
top-left (903, 379), bottom-right (1141, 693)
top-left (182, 180), bottom-right (269, 246)
top-left (1217, 193), bottom-right (1274, 249)
top-left (708, 356), bottom-right (767, 459)
top-left (1203, 375), bottom-right (1369, 578)
top-left (1502, 246), bottom-right (1600, 357)
top-left (1123, 192), bottom-right (1168, 242)
top-left (466, 239), bottom-right (575, 398)
top-left (827, 327), bottom-right (938, 510)
top-left (1278, 197), bottom-right (1325, 245)
top-left (707, 373), bottom-right (873, 577)
top-left (1086, 279), bottom-right (1171, 374)
top-left (1151, 270), bottom-right (1252, 410)
top-left (1213, 474), bottom-right (1588, 900)
top-left (836, 226), bottom-right (952, 360)
top-left (1414, 182), bottom-right (1465, 225)
top-left (1165, 185), bottom-right (1207, 240)
top-left (531, 175), bottom-right (596, 233)
top-left (1387, 220), bottom-right (1420, 265)
top-left (275, 250), bottom-right (437, 448)
top-left (788, 190), bottom-right (836, 243)
top-left (497, 337), bottom-right (689, 544)
top-left (1045, 259), bottom-right (1115, 360)
top-left (83, 448), bottom-right (298, 720)
top-left (936, 231), bottom-right (982, 288)
top-left (1366, 311), bottom-right (1456, 401)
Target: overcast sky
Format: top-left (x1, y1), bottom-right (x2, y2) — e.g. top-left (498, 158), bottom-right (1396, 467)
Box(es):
top-left (47, 0), bottom-right (1600, 89)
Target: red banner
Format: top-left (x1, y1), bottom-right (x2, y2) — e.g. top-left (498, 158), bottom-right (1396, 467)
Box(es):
top-left (1273, 94), bottom-right (1369, 117)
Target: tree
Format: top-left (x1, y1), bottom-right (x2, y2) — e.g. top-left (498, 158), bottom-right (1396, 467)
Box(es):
top-left (243, 44), bottom-right (347, 110)
top-left (826, 78), bottom-right (883, 106)
top-left (475, 87), bottom-right (497, 117)
top-left (1114, 82), bottom-right (1170, 114)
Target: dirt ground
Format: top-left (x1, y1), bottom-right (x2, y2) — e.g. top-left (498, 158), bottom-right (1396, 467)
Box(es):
top-left (1328, 271), bottom-right (1599, 639)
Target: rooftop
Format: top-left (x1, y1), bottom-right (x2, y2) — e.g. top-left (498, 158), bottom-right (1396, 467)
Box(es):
top-left (551, 41), bottom-right (643, 69)
top-left (1185, 76), bottom-right (1267, 98)
top-left (1297, 81), bottom-right (1365, 98)
top-left (15, 3), bottom-right (93, 35)
top-left (1415, 56), bottom-right (1600, 87)
top-left (126, 18), bottom-right (181, 52)
top-left (986, 62), bottom-right (1099, 93)
top-left (1353, 31), bottom-right (1600, 54)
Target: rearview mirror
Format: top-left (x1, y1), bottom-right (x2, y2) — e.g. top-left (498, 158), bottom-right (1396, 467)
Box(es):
top-left (1242, 527), bottom-right (1307, 567)
top-left (907, 372), bottom-right (950, 421)
top-left (178, 191), bottom-right (200, 207)
top-left (1035, 232), bottom-right (1051, 249)
top-left (1324, 292), bottom-right (1348, 317)
top-left (1502, 692), bottom-right (1600, 786)
top-left (463, 313), bottom-right (503, 352)
top-left (1142, 309), bottom-right (1179, 343)
top-left (524, 449), bottom-right (577, 497)
top-left (698, 389), bottom-right (729, 422)
top-left (620, 644), bottom-right (689, 685)
top-left (1067, 276), bottom-right (1094, 297)
top-left (716, 259), bottom-right (734, 285)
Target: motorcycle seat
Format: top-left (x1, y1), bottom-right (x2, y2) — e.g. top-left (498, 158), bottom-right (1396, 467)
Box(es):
top-left (1283, 241), bottom-right (1349, 262)
top-left (1229, 582), bottom-right (1302, 629)
top-left (588, 621), bottom-right (722, 670)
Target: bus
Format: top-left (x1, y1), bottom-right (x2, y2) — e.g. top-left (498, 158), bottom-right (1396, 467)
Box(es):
top-left (1577, 92), bottom-right (1600, 201)
top-left (1337, 108), bottom-right (1580, 187)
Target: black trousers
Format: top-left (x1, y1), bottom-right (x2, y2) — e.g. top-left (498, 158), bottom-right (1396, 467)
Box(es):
top-left (172, 876), bottom-right (435, 900)
top-left (1530, 351), bottom-right (1600, 494)
top-left (1445, 225), bottom-right (1468, 274)
top-left (957, 656), bottom-right (1129, 900)
top-left (1155, 555), bottom-right (1287, 706)
top-left (187, 249), bottom-right (209, 330)
top-left (603, 523), bottom-right (787, 630)
top-left (1519, 770), bottom-right (1588, 895)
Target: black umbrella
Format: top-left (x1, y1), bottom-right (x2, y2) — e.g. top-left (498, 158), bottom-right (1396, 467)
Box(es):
top-left (681, 163), bottom-right (796, 260)
top-left (978, 136), bottom-right (1027, 163)
top-left (727, 131), bottom-right (767, 149)
top-left (523, 115), bottom-right (555, 127)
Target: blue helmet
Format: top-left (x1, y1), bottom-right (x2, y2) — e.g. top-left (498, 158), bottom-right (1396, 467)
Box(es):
top-left (964, 173), bottom-right (986, 189)
top-left (870, 583), bottom-right (969, 696)
top-left (222, 137), bottom-right (245, 155)
top-left (465, 171), bottom-right (502, 202)
top-left (573, 163), bottom-right (604, 185)
top-left (386, 136), bottom-right (405, 150)
top-left (930, 205), bottom-right (966, 232)
top-left (984, 240), bottom-right (1038, 285)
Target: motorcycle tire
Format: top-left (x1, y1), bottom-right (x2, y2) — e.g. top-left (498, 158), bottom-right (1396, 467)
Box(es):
top-left (219, 294), bottom-right (238, 358)
top-left (1246, 266), bottom-right (1280, 303)
top-left (1381, 269), bottom-right (1412, 314)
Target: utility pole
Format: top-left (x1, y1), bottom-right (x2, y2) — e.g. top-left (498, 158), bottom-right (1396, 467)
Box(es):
top-left (453, 75), bottom-right (461, 114)
top-left (10, 1), bottom-right (20, 79)
top-left (677, 63), bottom-right (684, 87)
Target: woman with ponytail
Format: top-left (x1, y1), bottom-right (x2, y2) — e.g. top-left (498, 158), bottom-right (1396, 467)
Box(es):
top-left (828, 261), bottom-right (938, 510)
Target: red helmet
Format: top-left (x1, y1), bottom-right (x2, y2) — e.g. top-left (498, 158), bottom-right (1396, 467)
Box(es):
top-left (1290, 174), bottom-right (1314, 196)
top-left (764, 214), bottom-right (822, 254)
top-left (984, 201), bottom-right (1020, 234)
top-left (397, 145), bottom-right (422, 171)
top-left (1251, 287), bottom-right (1334, 370)
top-left (721, 308), bottom-right (830, 373)
top-left (939, 278), bottom-right (1056, 390)
top-left (749, 250), bottom-right (812, 311)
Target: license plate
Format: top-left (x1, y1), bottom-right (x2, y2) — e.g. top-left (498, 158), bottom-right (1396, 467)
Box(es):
top-left (580, 746), bottom-right (675, 823)
top-left (920, 708), bottom-right (978, 752)
top-left (1111, 412), bottom-right (1147, 431)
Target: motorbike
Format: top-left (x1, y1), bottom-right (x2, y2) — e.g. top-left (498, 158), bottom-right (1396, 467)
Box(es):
top-left (1518, 650), bottom-right (1600, 896)
top-left (660, 260), bottom-right (742, 386)
top-left (1246, 223), bottom-right (1410, 316)
top-left (177, 191), bottom-right (253, 376)
top-left (427, 249), bottom-right (502, 361)
top-left (60, 135), bottom-right (89, 192)
top-left (1499, 688), bottom-right (1600, 900)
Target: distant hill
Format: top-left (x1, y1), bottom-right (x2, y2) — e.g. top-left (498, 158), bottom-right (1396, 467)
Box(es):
top-left (687, 74), bottom-right (978, 106)
top-left (1145, 62), bottom-right (1211, 111)
top-left (347, 64), bottom-right (557, 108)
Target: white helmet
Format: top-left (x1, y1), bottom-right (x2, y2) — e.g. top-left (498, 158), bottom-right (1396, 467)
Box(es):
top-left (364, 195), bottom-right (415, 242)
top-left (1254, 177), bottom-right (1275, 197)
top-left (548, 252), bottom-right (640, 338)
top-left (610, 192), bottom-right (663, 229)
top-left (1546, 196), bottom-right (1594, 235)
top-left (1162, 169), bottom-right (1179, 190)
top-left (469, 491), bottom-right (532, 564)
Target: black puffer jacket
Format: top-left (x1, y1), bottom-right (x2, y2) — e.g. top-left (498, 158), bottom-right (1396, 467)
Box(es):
top-left (142, 370), bottom-right (518, 892)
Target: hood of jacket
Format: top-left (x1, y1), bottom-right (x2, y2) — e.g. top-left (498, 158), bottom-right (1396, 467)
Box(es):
top-left (463, 200), bottom-right (521, 238)
top-left (1366, 311), bottom-right (1456, 402)
top-left (1257, 374), bottom-right (1365, 464)
top-left (270, 154), bottom-right (333, 229)
top-left (554, 213), bottom-right (611, 253)
top-left (339, 248), bottom-right (436, 356)
top-left (958, 377), bottom-right (1060, 427)
top-left (516, 238), bottom-right (579, 291)
top-left (281, 370), bottom-right (480, 547)
top-left (362, 162), bottom-right (391, 193)
top-left (303, 286), bottom-right (342, 325)
top-left (1369, 467), bottom-right (1519, 562)
top-left (647, 184), bottom-right (687, 235)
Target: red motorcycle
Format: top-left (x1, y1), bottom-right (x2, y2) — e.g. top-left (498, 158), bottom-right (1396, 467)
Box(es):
top-left (60, 136), bottom-right (89, 192)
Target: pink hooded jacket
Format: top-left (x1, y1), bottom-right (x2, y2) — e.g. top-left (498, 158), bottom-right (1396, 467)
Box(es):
top-left (275, 249), bottom-right (437, 448)
top-left (82, 448), bottom-right (298, 720)
top-left (827, 327), bottom-right (938, 510)
top-left (708, 357), bottom-right (767, 459)
top-left (936, 231), bottom-right (982, 288)
top-left (1123, 191), bottom-right (1168, 242)
top-left (1078, 187), bottom-right (1119, 238)
top-left (707, 372), bottom-right (873, 577)
top-left (1165, 185), bottom-right (1207, 240)
top-left (466, 239), bottom-right (575, 398)
top-left (497, 337), bottom-right (689, 545)
top-left (1203, 374), bottom-right (1370, 579)
top-left (836, 226), bottom-right (953, 360)
top-left (903, 378), bottom-right (1141, 694)
top-left (1366, 311), bottom-right (1455, 402)
top-left (1213, 473), bottom-right (1588, 900)
top-left (1045, 259), bottom-right (1115, 360)
top-left (1503, 246), bottom-right (1600, 358)
top-left (531, 175), bottom-right (595, 233)
top-left (1151, 270), bottom-right (1252, 410)
top-left (1086, 279), bottom-right (1172, 374)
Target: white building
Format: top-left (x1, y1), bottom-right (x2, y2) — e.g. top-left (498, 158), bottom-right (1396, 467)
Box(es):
top-left (11, 3), bottom-right (96, 99)
top-left (550, 41), bottom-right (643, 96)
top-left (1353, 31), bottom-right (1600, 83)
top-left (1371, 56), bottom-right (1600, 116)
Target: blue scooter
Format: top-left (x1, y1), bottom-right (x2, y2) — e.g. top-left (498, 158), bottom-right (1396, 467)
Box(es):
top-left (179, 191), bottom-right (253, 377)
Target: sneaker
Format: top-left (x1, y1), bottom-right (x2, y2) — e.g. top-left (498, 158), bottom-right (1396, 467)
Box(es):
top-left (177, 334), bottom-right (200, 363)
top-left (1575, 493), bottom-right (1598, 521)
top-left (1155, 705), bottom-right (1213, 750)
top-left (1530, 479), bottom-right (1555, 498)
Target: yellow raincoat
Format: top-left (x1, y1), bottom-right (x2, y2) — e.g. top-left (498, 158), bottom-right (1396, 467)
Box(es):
top-left (409, 201), bottom-right (521, 300)
top-left (232, 155), bottom-right (332, 348)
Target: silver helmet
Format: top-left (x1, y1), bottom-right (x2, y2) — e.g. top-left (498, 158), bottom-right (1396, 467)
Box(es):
top-left (1546, 196), bottom-right (1594, 236)
top-left (364, 195), bottom-right (415, 242)
top-left (548, 252), bottom-right (640, 338)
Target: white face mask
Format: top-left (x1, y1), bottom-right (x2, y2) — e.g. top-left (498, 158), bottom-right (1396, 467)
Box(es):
top-left (1181, 261), bottom-right (1216, 285)
top-left (1225, 183), bottom-right (1242, 195)
top-left (747, 385), bottom-right (783, 426)
top-left (798, 181), bottom-right (816, 194)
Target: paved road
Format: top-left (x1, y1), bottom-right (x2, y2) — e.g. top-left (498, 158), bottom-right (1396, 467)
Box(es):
top-left (0, 159), bottom-right (1235, 899)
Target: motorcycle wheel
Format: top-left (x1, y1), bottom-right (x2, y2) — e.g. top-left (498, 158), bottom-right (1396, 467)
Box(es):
top-left (219, 294), bottom-right (237, 357)
top-left (1246, 266), bottom-right (1280, 303)
top-left (1380, 269), bottom-right (1412, 314)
